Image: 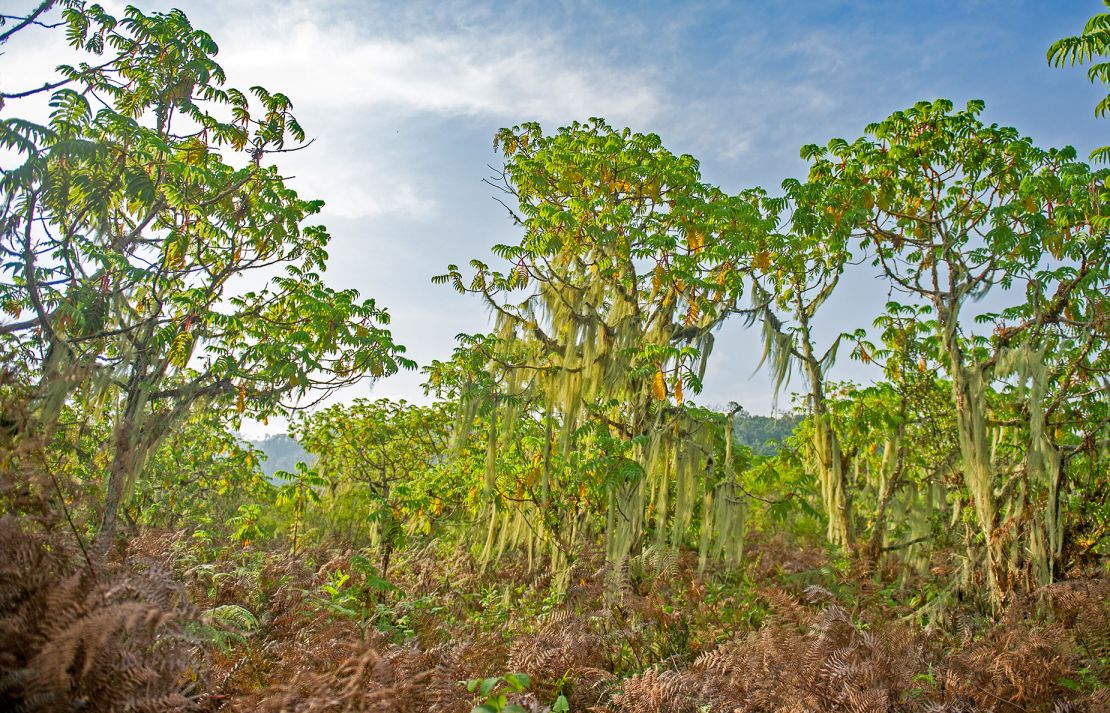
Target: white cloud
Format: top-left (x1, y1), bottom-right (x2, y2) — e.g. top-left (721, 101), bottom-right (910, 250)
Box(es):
top-left (197, 5), bottom-right (664, 223)
top-left (215, 14), bottom-right (661, 126)
top-left (286, 151), bottom-right (437, 222)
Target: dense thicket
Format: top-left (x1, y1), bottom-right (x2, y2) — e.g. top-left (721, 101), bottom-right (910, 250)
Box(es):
top-left (1, 2), bottom-right (1109, 712)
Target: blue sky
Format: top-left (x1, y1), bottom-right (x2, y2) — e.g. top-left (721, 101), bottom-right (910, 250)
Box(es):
top-left (4, 1), bottom-right (1106, 434)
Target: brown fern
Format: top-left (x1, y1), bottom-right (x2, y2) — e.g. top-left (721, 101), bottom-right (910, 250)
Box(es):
top-left (0, 515), bottom-right (196, 712)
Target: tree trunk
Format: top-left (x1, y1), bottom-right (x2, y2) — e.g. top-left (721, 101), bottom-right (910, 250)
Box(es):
top-left (866, 406), bottom-right (908, 565)
top-left (798, 318), bottom-right (852, 549)
top-left (866, 441), bottom-right (901, 565)
top-left (940, 304), bottom-right (1005, 610)
top-left (380, 464), bottom-right (393, 576)
top-left (95, 417), bottom-right (142, 553)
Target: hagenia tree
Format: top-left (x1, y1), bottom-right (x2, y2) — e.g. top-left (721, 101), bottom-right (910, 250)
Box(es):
top-left (809, 99), bottom-right (1110, 607)
top-left (434, 119), bottom-right (771, 581)
top-left (293, 399), bottom-right (452, 574)
top-left (0, 4), bottom-right (412, 547)
top-left (748, 176), bottom-right (860, 548)
top-left (131, 407), bottom-right (272, 533)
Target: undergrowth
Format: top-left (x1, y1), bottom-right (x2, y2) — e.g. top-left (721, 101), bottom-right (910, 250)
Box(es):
top-left (14, 527), bottom-right (1089, 713)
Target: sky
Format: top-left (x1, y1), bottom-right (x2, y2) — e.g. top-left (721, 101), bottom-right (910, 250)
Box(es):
top-left (3, 1), bottom-right (1106, 437)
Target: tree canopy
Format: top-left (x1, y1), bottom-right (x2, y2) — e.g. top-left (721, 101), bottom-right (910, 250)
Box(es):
top-left (0, 3), bottom-right (412, 545)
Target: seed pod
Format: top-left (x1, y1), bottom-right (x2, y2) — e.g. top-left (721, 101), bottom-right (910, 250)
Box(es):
top-left (652, 369), bottom-right (667, 401)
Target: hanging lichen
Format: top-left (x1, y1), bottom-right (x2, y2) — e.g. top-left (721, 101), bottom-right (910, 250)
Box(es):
top-left (431, 119), bottom-right (769, 588)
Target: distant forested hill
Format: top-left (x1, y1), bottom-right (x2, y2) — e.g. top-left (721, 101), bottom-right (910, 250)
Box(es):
top-left (732, 409), bottom-right (802, 456)
top-left (249, 434), bottom-right (311, 478)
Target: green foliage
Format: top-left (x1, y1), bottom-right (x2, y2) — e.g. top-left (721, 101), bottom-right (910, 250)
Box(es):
top-left (274, 462), bottom-right (324, 556)
top-left (465, 673), bottom-right (531, 713)
top-left (228, 504), bottom-right (266, 546)
top-left (730, 408), bottom-right (801, 456)
top-left (0, 2), bottom-right (412, 545)
top-left (193, 604), bottom-right (260, 652)
top-left (293, 398), bottom-right (453, 570)
top-left (133, 408), bottom-right (272, 531)
top-left (1049, 1), bottom-right (1110, 160)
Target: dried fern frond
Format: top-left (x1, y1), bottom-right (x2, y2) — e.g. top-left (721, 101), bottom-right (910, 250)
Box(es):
top-left (0, 515), bottom-right (197, 713)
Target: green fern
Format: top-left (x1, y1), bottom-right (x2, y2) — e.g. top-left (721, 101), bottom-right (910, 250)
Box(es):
top-left (191, 604), bottom-right (259, 651)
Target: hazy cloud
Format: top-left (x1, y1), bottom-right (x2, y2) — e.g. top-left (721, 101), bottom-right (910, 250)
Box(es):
top-left (216, 12), bottom-right (662, 125)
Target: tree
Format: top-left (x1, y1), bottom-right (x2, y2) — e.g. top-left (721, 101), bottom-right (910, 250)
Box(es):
top-left (274, 461), bottom-right (324, 558)
top-left (813, 99), bottom-right (1110, 605)
top-left (857, 303), bottom-right (958, 566)
top-left (0, 4), bottom-right (412, 547)
top-left (131, 407), bottom-right (271, 533)
top-left (294, 398), bottom-right (451, 574)
top-left (1048, 1), bottom-right (1110, 161)
top-left (434, 119), bottom-right (769, 578)
top-left (748, 176), bottom-right (861, 548)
